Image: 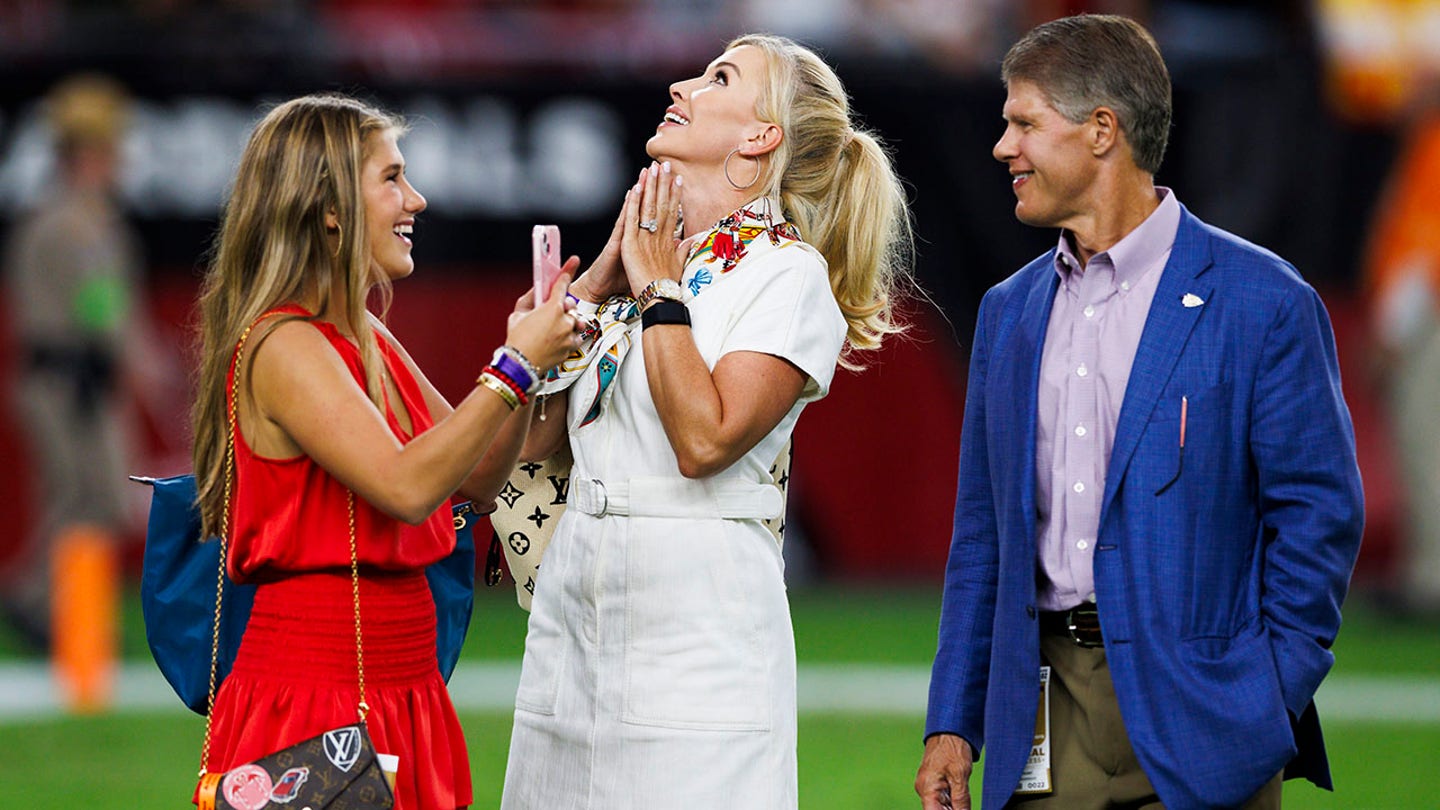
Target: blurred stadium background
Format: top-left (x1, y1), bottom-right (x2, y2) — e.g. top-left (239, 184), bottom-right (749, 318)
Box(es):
top-left (1, 0), bottom-right (1437, 807)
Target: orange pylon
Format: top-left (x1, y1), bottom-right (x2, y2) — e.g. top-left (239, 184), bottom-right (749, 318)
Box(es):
top-left (50, 523), bottom-right (118, 712)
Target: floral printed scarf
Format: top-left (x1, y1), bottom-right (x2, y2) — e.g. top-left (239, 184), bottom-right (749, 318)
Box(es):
top-left (538, 197), bottom-right (806, 428)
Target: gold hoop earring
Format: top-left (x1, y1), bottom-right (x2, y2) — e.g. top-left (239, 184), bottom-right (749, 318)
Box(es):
top-left (330, 223), bottom-right (343, 259)
top-left (723, 148), bottom-right (762, 190)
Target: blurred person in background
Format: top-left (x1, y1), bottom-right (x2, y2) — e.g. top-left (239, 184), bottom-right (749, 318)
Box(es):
top-left (917, 14), bottom-right (1364, 810)
top-left (501, 33), bottom-right (913, 809)
top-left (189, 93), bottom-right (583, 810)
top-left (1361, 70), bottom-right (1440, 620)
top-left (1150, 0), bottom-right (1343, 285)
top-left (0, 73), bottom-right (174, 652)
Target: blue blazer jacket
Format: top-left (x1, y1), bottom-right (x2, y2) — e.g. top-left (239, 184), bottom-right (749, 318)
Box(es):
top-left (925, 206), bottom-right (1365, 810)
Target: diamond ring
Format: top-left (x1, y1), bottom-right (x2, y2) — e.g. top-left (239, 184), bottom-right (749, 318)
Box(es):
top-left (638, 219), bottom-right (659, 233)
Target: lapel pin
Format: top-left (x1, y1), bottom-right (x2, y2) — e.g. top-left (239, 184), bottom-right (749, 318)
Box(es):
top-left (1181, 293), bottom-right (1205, 308)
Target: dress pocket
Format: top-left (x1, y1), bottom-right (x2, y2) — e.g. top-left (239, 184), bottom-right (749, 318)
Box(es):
top-left (620, 518), bottom-right (773, 731)
top-left (513, 527), bottom-right (572, 716)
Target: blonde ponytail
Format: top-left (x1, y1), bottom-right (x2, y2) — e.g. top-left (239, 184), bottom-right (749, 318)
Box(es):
top-left (732, 34), bottom-right (915, 370)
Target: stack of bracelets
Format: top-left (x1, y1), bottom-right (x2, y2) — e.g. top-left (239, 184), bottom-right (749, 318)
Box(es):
top-left (637, 278), bottom-right (690, 331)
top-left (476, 345), bottom-right (542, 410)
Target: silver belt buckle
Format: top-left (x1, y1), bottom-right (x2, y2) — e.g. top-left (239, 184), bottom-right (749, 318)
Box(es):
top-left (575, 477), bottom-right (608, 516)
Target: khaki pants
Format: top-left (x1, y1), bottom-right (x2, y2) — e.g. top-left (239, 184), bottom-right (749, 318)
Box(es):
top-left (1005, 631), bottom-right (1283, 810)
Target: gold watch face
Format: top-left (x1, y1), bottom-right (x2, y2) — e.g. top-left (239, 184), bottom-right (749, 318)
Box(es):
top-left (640, 278), bottom-right (684, 306)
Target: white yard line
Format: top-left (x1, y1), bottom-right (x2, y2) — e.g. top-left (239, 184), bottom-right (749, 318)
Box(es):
top-left (1, 662), bottom-right (1437, 724)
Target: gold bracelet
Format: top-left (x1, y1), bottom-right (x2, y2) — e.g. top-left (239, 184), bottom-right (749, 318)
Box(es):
top-left (476, 372), bottom-right (521, 410)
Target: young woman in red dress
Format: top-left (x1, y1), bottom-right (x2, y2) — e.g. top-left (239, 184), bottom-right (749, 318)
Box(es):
top-left (189, 93), bottom-right (584, 809)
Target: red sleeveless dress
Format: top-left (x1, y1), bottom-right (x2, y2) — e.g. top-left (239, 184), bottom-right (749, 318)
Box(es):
top-left (199, 306), bottom-right (472, 809)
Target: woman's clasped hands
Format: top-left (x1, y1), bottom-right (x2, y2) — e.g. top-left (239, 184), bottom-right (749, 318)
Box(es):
top-left (620, 161), bottom-right (691, 297)
top-left (569, 161), bottom-right (692, 307)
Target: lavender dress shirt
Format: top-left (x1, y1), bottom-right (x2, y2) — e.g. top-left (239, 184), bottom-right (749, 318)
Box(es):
top-left (1034, 188), bottom-right (1182, 611)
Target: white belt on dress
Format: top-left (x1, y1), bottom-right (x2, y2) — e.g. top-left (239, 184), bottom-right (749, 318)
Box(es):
top-left (570, 476), bottom-right (784, 520)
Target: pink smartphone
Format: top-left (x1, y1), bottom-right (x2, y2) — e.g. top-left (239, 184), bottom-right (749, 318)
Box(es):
top-left (532, 224), bottom-right (562, 303)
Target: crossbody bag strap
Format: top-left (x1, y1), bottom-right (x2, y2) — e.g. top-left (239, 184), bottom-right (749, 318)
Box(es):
top-left (347, 490), bottom-right (368, 719)
top-left (198, 317), bottom-right (370, 778)
top-left (198, 318), bottom-right (257, 777)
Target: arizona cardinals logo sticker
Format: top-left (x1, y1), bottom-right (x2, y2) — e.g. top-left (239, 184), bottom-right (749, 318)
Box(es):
top-left (220, 764), bottom-right (273, 810)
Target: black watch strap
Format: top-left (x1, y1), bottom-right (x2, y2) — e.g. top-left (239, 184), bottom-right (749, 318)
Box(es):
top-left (641, 299), bottom-right (691, 330)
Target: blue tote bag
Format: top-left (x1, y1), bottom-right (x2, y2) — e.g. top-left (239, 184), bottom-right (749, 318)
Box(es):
top-left (135, 473), bottom-right (481, 714)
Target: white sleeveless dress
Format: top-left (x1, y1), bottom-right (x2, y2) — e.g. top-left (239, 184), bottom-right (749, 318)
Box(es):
top-left (500, 200), bottom-right (846, 809)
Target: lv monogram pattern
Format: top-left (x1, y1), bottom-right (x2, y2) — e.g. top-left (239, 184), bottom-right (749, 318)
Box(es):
top-left (491, 438), bottom-right (792, 612)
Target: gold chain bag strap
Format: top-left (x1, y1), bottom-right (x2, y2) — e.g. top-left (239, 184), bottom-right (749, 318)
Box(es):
top-left (196, 320), bottom-right (395, 810)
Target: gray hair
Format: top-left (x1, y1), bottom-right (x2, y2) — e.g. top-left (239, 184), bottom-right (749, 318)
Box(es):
top-left (1001, 14), bottom-right (1172, 174)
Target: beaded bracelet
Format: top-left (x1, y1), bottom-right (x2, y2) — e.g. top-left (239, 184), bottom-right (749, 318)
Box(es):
top-left (476, 370), bottom-right (524, 410)
top-left (481, 364), bottom-right (529, 404)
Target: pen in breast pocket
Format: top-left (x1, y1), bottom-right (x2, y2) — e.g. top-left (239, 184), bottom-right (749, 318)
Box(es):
top-left (1179, 395), bottom-right (1187, 450)
top-left (1155, 395), bottom-right (1186, 496)
top-left (1178, 395), bottom-right (1187, 474)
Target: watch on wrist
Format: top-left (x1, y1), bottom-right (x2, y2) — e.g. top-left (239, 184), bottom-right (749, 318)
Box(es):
top-left (636, 278), bottom-right (684, 311)
top-left (641, 299), bottom-right (692, 330)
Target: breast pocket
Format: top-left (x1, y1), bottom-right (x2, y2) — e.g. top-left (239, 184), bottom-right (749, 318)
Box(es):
top-left (1148, 379), bottom-right (1233, 496)
top-left (620, 518), bottom-right (772, 732)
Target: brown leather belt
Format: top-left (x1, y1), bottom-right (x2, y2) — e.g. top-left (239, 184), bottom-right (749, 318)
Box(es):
top-left (1039, 602), bottom-right (1103, 648)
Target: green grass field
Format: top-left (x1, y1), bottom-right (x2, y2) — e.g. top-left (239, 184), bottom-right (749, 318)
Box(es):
top-left (0, 584), bottom-right (1435, 808)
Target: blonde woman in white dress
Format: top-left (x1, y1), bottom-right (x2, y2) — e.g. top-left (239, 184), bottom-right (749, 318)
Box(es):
top-left (500, 33), bottom-right (913, 809)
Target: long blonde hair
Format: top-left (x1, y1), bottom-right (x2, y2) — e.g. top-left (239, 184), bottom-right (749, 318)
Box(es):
top-left (191, 93), bottom-right (405, 538)
top-left (732, 33), bottom-right (915, 369)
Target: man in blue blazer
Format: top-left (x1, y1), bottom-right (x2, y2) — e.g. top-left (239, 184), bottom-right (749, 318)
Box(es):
top-left (916, 15), bottom-right (1364, 810)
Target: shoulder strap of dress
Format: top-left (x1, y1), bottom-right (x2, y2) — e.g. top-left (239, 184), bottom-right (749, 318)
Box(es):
top-left (224, 305), bottom-right (319, 431)
top-left (228, 305), bottom-right (312, 377)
